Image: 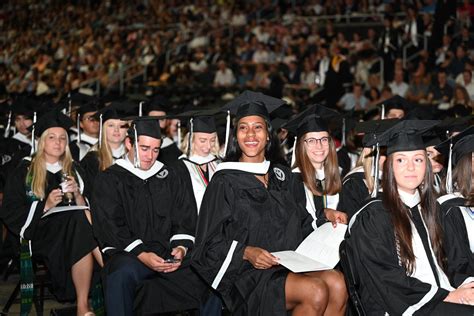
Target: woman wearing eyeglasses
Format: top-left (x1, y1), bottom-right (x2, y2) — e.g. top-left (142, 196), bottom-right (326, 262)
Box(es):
top-left (290, 114), bottom-right (348, 228)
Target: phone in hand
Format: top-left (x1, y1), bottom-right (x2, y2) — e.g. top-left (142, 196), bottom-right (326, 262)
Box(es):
top-left (164, 258), bottom-right (181, 264)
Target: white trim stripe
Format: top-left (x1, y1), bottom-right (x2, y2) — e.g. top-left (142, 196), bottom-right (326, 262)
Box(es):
top-left (348, 199), bottom-right (381, 234)
top-left (402, 285), bottom-right (437, 316)
top-left (437, 192), bottom-right (463, 205)
top-left (461, 277), bottom-right (474, 286)
top-left (170, 234), bottom-right (195, 243)
top-left (124, 239), bottom-right (143, 252)
top-left (20, 201), bottom-right (39, 239)
top-left (212, 240), bottom-right (238, 289)
top-left (102, 247), bottom-right (116, 253)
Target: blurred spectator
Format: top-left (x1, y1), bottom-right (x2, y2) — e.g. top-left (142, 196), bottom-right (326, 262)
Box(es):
top-left (451, 84), bottom-right (473, 109)
top-left (389, 69), bottom-right (409, 97)
top-left (456, 68), bottom-right (474, 99)
top-left (249, 63), bottom-right (270, 90)
top-left (427, 69), bottom-right (453, 104)
top-left (378, 14), bottom-right (399, 81)
top-left (407, 71), bottom-right (430, 104)
top-left (285, 61), bottom-right (301, 85)
top-left (338, 82), bottom-right (368, 111)
top-left (447, 45), bottom-right (469, 78)
top-left (213, 60), bottom-right (235, 88)
top-left (300, 61), bottom-right (317, 90)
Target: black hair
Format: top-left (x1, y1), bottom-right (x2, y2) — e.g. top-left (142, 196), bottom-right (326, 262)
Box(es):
top-left (224, 116), bottom-right (287, 166)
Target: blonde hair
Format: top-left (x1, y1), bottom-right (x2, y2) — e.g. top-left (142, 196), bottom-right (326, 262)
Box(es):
top-left (356, 147), bottom-right (375, 193)
top-left (180, 131), bottom-right (220, 157)
top-left (28, 129), bottom-right (74, 199)
top-left (295, 135), bottom-right (341, 196)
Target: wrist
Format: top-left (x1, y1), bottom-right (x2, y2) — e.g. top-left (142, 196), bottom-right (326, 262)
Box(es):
top-left (176, 246), bottom-right (187, 257)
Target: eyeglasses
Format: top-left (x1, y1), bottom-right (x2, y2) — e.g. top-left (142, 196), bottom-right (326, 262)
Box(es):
top-left (304, 137), bottom-right (330, 147)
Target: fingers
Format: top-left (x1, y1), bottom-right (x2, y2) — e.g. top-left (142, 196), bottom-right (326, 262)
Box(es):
top-left (254, 250), bottom-right (278, 269)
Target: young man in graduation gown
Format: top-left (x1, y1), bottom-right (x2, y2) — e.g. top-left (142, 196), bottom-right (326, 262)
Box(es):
top-left (69, 101), bottom-right (100, 161)
top-left (91, 117), bottom-right (205, 316)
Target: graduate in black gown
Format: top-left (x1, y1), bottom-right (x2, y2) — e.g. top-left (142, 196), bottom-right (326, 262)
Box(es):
top-left (339, 119), bottom-right (399, 219)
top-left (192, 91), bottom-right (347, 316)
top-left (80, 103), bottom-right (129, 192)
top-left (435, 126), bottom-right (474, 287)
top-left (91, 117), bottom-right (205, 316)
top-left (284, 106), bottom-right (347, 228)
top-left (0, 97), bottom-right (40, 191)
top-left (174, 113), bottom-right (221, 215)
top-left (69, 101), bottom-right (100, 162)
top-left (1, 110), bottom-right (102, 316)
top-left (346, 120), bottom-right (474, 315)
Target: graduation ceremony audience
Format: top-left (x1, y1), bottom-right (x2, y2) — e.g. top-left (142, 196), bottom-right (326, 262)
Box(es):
top-left (0, 0), bottom-right (474, 315)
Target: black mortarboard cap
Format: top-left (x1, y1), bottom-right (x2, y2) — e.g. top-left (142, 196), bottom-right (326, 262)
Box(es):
top-left (221, 90), bottom-right (286, 120)
top-left (97, 101), bottom-right (138, 123)
top-left (145, 95), bottom-right (170, 114)
top-left (435, 125), bottom-right (474, 165)
top-left (271, 118), bottom-right (287, 131)
top-left (191, 116), bottom-right (217, 133)
top-left (77, 100), bottom-right (100, 116)
top-left (11, 96), bottom-right (38, 117)
top-left (30, 110), bottom-right (74, 137)
top-left (366, 120), bottom-right (439, 155)
top-left (355, 119), bottom-right (400, 147)
top-left (377, 95), bottom-right (411, 118)
top-left (283, 104), bottom-right (340, 137)
top-left (127, 117), bottom-right (162, 139)
top-left (436, 116), bottom-right (472, 135)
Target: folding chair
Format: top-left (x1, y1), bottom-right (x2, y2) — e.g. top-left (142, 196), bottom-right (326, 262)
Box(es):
top-left (339, 239), bottom-right (366, 316)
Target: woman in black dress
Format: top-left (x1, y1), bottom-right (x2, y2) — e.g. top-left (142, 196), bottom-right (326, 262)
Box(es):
top-left (192, 95), bottom-right (347, 316)
top-left (1, 110), bottom-right (102, 316)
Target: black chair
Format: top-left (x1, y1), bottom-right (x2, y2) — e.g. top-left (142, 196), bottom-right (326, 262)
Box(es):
top-left (1, 258), bottom-right (54, 316)
top-left (339, 239), bottom-right (366, 316)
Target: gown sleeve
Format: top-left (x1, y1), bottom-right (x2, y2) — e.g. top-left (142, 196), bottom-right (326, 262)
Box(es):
top-left (440, 204), bottom-right (474, 287)
top-left (168, 168), bottom-right (197, 250)
top-left (191, 174), bottom-right (247, 299)
top-left (91, 170), bottom-right (147, 256)
top-left (79, 151), bottom-right (99, 194)
top-left (1, 161), bottom-right (47, 240)
top-left (349, 203), bottom-right (449, 315)
top-left (338, 176), bottom-right (370, 220)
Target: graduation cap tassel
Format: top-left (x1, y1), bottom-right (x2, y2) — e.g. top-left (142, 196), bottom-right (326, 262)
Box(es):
top-left (3, 110), bottom-right (12, 138)
top-left (76, 114), bottom-right (81, 144)
top-left (446, 141), bottom-right (453, 194)
top-left (290, 136), bottom-right (297, 168)
top-left (341, 118), bottom-right (346, 147)
top-left (30, 112), bottom-right (37, 156)
top-left (187, 118), bottom-right (193, 157)
top-left (223, 110), bottom-right (231, 158)
top-left (98, 114), bottom-right (103, 148)
top-left (68, 96), bottom-right (72, 117)
top-left (139, 101), bottom-right (144, 117)
top-left (381, 104), bottom-right (385, 120)
top-left (133, 124), bottom-right (140, 169)
top-left (177, 121), bottom-right (181, 148)
top-left (371, 143), bottom-right (380, 198)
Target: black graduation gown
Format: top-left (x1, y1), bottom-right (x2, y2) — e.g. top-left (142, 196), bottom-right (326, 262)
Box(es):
top-left (347, 199), bottom-right (453, 315)
top-left (92, 159), bottom-right (196, 257)
top-left (0, 134), bottom-right (32, 190)
top-left (157, 137), bottom-right (182, 166)
top-left (192, 163), bottom-right (313, 315)
top-left (338, 167), bottom-right (371, 219)
top-left (92, 159), bottom-right (204, 313)
top-left (1, 160), bottom-right (97, 301)
top-left (173, 155), bottom-right (219, 215)
top-left (437, 193), bottom-right (474, 287)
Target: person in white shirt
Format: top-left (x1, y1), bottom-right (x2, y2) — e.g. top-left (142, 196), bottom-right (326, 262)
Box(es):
top-left (213, 60), bottom-right (235, 88)
top-left (389, 69), bottom-right (409, 97)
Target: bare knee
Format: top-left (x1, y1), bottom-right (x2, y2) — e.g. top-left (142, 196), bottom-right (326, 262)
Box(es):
top-left (306, 278), bottom-right (329, 312)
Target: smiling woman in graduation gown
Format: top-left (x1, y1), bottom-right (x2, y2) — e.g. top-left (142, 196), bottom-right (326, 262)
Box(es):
top-left (347, 120), bottom-right (474, 315)
top-left (192, 93), bottom-right (347, 316)
top-left (174, 114), bottom-right (221, 215)
top-left (1, 110), bottom-right (101, 315)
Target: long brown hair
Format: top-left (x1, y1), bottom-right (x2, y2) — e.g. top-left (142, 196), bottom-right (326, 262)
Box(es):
top-left (28, 129), bottom-right (74, 199)
top-left (453, 153), bottom-right (473, 200)
top-left (295, 134), bottom-right (341, 196)
top-left (382, 152), bottom-right (446, 274)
